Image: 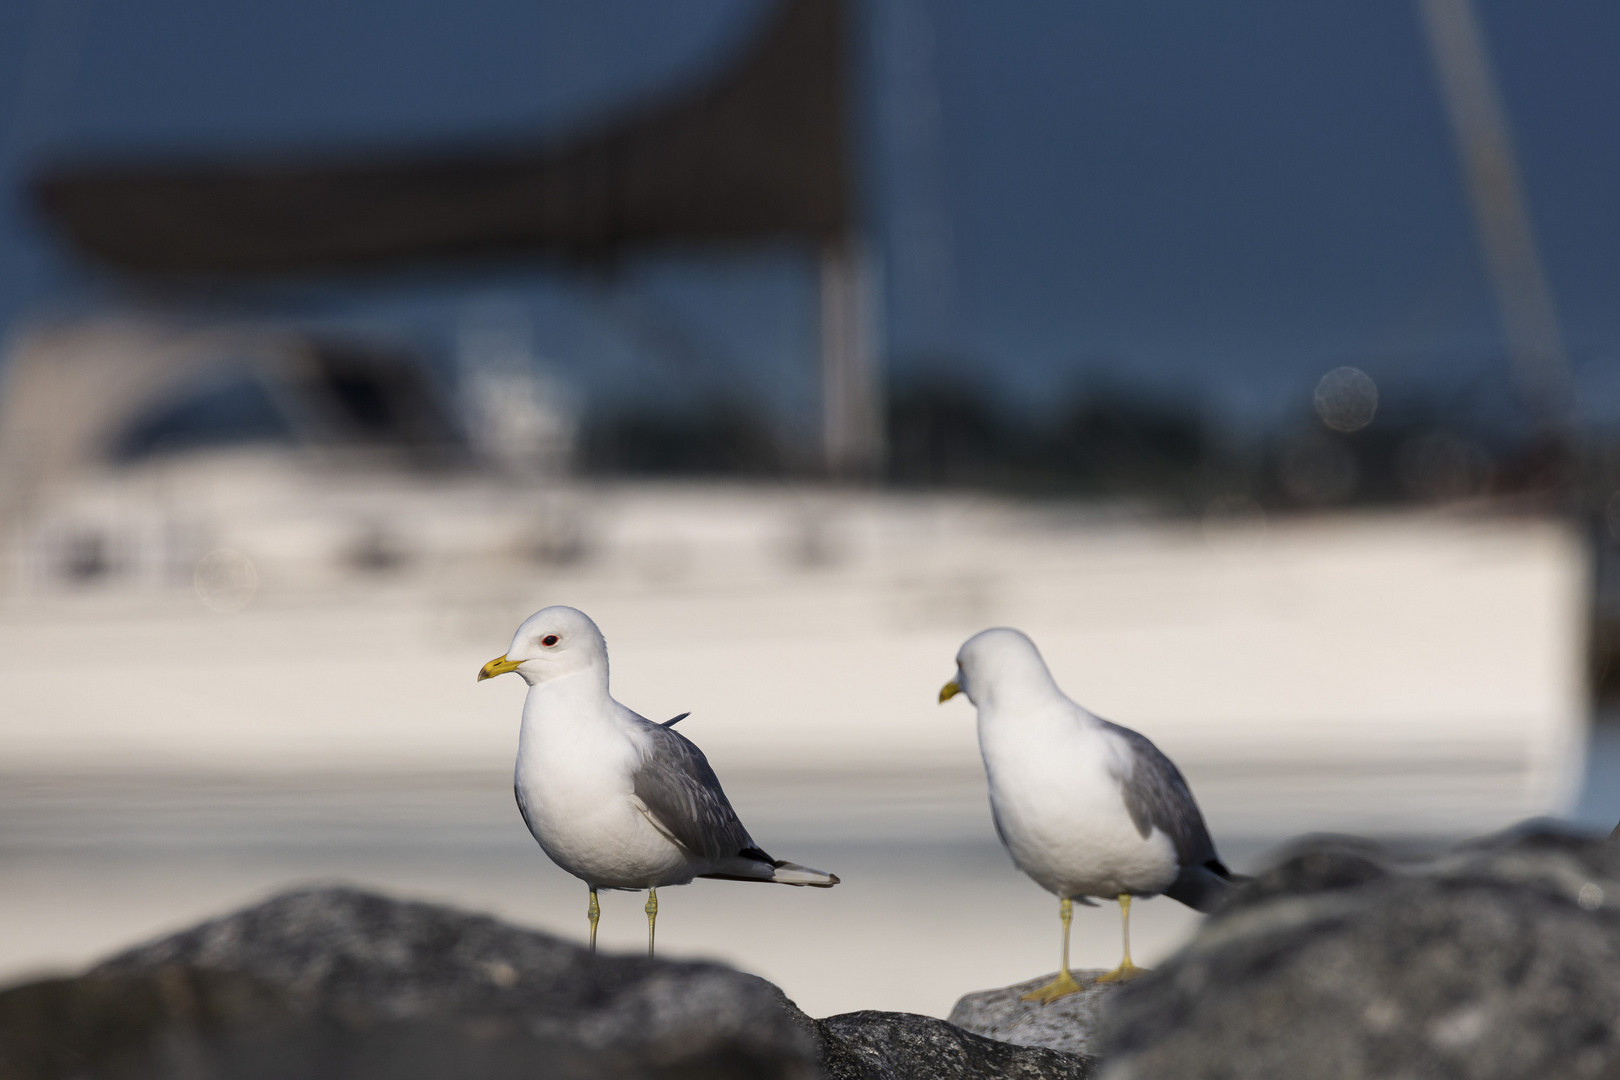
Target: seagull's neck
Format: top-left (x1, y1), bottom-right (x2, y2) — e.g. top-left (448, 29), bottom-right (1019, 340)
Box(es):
top-left (976, 682), bottom-right (1096, 773)
top-left (975, 664), bottom-right (1071, 718)
top-left (520, 667), bottom-right (616, 729)
top-left (514, 666), bottom-right (637, 784)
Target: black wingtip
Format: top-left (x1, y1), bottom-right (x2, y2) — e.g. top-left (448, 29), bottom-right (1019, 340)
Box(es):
top-left (1164, 860), bottom-right (1246, 913)
top-left (661, 712), bottom-right (690, 727)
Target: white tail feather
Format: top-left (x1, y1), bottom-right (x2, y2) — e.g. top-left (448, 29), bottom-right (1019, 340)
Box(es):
top-left (769, 860), bottom-right (840, 887)
top-left (702, 856), bottom-right (840, 887)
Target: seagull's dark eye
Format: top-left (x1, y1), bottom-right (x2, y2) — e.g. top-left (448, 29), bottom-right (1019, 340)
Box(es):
top-left (541, 634), bottom-right (559, 647)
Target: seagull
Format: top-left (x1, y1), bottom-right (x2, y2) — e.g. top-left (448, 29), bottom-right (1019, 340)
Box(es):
top-left (478, 605), bottom-right (839, 956)
top-left (939, 627), bottom-right (1237, 1002)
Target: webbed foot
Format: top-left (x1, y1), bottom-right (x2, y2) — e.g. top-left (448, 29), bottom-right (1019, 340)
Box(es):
top-left (1020, 970), bottom-right (1086, 1002)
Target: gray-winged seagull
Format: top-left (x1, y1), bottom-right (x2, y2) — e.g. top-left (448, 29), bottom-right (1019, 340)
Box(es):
top-left (479, 605), bottom-right (838, 956)
top-left (940, 627), bottom-right (1237, 1001)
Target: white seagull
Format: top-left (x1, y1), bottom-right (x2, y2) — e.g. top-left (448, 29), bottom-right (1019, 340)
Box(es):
top-left (479, 605), bottom-right (838, 956)
top-left (940, 627), bottom-right (1237, 1001)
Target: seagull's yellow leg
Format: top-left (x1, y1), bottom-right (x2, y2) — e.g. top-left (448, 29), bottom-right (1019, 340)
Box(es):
top-left (1021, 897), bottom-right (1085, 1002)
top-left (645, 888), bottom-right (658, 958)
top-left (1094, 894), bottom-right (1148, 982)
top-left (587, 886), bottom-right (600, 954)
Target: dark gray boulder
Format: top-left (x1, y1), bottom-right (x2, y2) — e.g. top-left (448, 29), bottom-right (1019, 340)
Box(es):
top-left (1098, 830), bottom-right (1620, 1080)
top-left (1, 886), bottom-right (817, 1080)
top-left (0, 886), bottom-right (1092, 1080)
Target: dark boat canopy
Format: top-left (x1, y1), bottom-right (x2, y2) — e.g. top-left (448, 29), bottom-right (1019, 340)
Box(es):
top-left (31, 0), bottom-right (852, 278)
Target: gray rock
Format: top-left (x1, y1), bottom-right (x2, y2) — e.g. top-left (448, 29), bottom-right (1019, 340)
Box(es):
top-left (820, 1010), bottom-right (1095, 1080)
top-left (0, 885), bottom-right (1093, 1080)
top-left (4, 886), bottom-right (817, 1080)
top-left (949, 971), bottom-right (1123, 1055)
top-left (1098, 830), bottom-right (1620, 1080)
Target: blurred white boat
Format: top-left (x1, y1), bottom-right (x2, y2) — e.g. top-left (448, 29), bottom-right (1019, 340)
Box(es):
top-left (0, 450), bottom-right (1587, 838)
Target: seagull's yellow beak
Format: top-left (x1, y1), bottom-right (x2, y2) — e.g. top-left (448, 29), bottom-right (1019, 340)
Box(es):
top-left (478, 654), bottom-right (523, 682)
top-left (938, 678), bottom-right (961, 704)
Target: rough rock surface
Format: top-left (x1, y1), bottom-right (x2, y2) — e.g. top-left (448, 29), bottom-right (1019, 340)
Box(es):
top-left (1098, 830), bottom-right (1620, 1080)
top-left (949, 971), bottom-right (1122, 1055)
top-left (0, 885), bottom-right (1093, 1080)
top-left (822, 1010), bottom-right (1094, 1079)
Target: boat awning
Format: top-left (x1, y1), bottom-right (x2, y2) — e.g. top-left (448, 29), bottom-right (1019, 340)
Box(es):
top-left (29, 0), bottom-right (852, 278)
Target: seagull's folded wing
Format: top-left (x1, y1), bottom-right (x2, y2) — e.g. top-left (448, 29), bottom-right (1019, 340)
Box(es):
top-left (630, 722), bottom-right (756, 863)
top-left (1102, 720), bottom-right (1220, 868)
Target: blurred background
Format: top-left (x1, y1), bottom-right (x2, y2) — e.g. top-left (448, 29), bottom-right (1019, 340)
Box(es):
top-left (2, 0), bottom-right (1620, 1020)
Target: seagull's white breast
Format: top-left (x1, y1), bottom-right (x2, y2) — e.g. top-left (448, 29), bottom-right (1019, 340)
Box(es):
top-left (979, 703), bottom-right (1179, 900)
top-left (514, 694), bottom-right (698, 890)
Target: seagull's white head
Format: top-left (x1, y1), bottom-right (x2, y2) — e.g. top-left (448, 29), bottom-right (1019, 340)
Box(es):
top-left (478, 605), bottom-right (608, 687)
top-left (939, 627), bottom-right (1062, 710)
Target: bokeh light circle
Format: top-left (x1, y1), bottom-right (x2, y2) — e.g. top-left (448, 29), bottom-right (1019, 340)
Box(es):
top-left (194, 549), bottom-right (259, 612)
top-left (1314, 366), bottom-right (1378, 432)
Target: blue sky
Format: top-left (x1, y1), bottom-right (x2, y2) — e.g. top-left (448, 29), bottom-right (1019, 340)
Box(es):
top-left (3, 0), bottom-right (1620, 444)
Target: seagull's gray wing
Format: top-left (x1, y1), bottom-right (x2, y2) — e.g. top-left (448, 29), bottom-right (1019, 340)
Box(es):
top-left (1101, 720), bottom-right (1219, 869)
top-left (1100, 719), bottom-right (1240, 912)
top-left (631, 721), bottom-right (757, 863)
